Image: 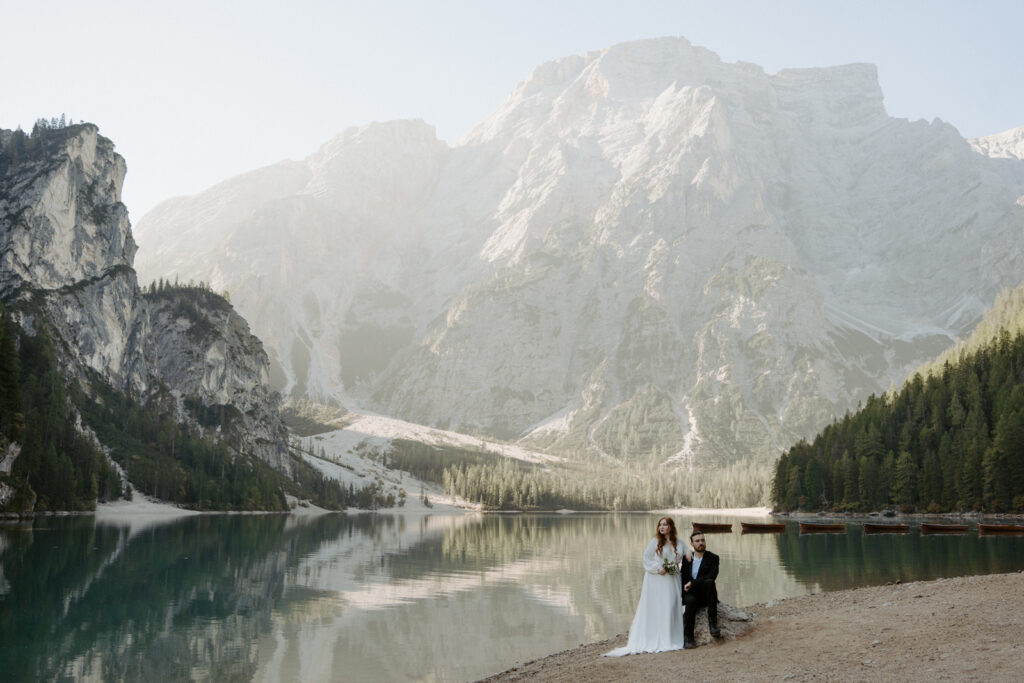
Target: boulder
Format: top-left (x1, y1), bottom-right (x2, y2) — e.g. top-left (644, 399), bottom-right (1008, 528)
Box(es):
top-left (689, 601), bottom-right (755, 646)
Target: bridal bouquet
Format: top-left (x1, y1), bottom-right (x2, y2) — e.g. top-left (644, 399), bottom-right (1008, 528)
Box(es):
top-left (662, 557), bottom-right (677, 575)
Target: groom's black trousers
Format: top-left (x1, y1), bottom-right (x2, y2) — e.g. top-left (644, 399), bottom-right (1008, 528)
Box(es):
top-left (682, 580), bottom-right (718, 638)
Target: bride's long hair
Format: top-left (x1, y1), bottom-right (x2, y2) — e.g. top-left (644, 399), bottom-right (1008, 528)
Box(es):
top-left (655, 517), bottom-right (678, 556)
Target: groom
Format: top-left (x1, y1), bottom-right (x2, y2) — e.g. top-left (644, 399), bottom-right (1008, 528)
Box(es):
top-left (681, 530), bottom-right (721, 648)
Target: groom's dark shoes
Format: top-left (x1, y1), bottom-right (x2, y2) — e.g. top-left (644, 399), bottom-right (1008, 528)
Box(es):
top-left (709, 608), bottom-right (721, 637)
top-left (683, 639), bottom-right (697, 649)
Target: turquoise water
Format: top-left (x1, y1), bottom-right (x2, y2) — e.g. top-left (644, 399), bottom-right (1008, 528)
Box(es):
top-left (1, 513), bottom-right (1022, 682)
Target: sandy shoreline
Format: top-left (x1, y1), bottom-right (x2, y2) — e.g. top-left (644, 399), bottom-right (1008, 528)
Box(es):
top-left (480, 570), bottom-right (1024, 682)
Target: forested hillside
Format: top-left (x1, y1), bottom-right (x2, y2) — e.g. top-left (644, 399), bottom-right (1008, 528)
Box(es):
top-left (773, 327), bottom-right (1024, 513)
top-left (0, 306), bottom-right (123, 511)
top-left (0, 304), bottom-right (392, 512)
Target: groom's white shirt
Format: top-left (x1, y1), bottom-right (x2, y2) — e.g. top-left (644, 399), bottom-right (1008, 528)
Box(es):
top-left (690, 549), bottom-right (702, 580)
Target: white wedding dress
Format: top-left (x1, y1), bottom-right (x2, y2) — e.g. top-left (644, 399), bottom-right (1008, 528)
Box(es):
top-left (604, 538), bottom-right (685, 656)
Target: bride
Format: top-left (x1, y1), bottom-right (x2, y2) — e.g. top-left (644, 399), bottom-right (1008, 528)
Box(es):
top-left (604, 517), bottom-right (685, 656)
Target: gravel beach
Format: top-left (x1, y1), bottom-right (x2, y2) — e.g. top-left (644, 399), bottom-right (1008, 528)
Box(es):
top-left (480, 571), bottom-right (1024, 682)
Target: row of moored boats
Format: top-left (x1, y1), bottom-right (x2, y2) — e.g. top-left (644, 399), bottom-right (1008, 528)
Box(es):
top-left (688, 521), bottom-right (1024, 536)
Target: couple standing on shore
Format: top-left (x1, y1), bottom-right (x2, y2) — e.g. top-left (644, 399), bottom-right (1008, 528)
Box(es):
top-left (605, 517), bottom-right (721, 656)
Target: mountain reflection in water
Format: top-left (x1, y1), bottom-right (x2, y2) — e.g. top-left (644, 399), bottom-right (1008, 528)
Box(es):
top-left (1, 514), bottom-right (1021, 682)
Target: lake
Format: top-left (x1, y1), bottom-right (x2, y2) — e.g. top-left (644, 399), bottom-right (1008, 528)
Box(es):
top-left (1, 512), bottom-right (1022, 682)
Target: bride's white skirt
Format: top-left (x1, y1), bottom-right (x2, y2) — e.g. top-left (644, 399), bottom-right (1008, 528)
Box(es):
top-left (603, 572), bottom-right (684, 656)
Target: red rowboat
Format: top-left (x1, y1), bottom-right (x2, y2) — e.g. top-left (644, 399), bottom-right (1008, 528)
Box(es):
top-left (863, 523), bottom-right (910, 534)
top-left (799, 522), bottom-right (846, 534)
top-left (978, 523), bottom-right (1024, 535)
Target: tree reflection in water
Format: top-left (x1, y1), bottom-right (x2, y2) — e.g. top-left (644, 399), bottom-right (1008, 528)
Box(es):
top-left (773, 523), bottom-right (1024, 592)
top-left (1, 514), bottom-right (1021, 681)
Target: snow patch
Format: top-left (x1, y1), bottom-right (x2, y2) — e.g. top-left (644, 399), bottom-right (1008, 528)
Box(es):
top-left (343, 413), bottom-right (563, 465)
top-left (522, 408), bottom-right (577, 438)
top-left (667, 400), bottom-right (700, 469)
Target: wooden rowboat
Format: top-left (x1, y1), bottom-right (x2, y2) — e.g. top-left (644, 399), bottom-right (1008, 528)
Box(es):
top-left (863, 523), bottom-right (910, 534)
top-left (799, 522), bottom-right (846, 534)
top-left (920, 523), bottom-right (969, 534)
top-left (978, 523), bottom-right (1024, 535)
top-left (740, 522), bottom-right (786, 533)
top-left (692, 522), bottom-right (732, 533)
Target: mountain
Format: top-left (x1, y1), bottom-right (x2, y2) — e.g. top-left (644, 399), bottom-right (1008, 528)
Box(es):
top-left (0, 122), bottom-right (295, 509)
top-left (132, 37), bottom-right (1024, 471)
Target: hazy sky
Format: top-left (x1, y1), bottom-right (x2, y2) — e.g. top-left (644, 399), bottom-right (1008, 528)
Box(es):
top-left (4, 0), bottom-right (1022, 220)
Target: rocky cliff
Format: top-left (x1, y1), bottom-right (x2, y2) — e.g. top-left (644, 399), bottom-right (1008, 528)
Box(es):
top-left (132, 37), bottom-right (1024, 469)
top-left (0, 123), bottom-right (288, 472)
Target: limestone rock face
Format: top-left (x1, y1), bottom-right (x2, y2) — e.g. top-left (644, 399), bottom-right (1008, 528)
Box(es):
top-left (0, 124), bottom-right (289, 470)
top-left (0, 125), bottom-right (135, 295)
top-left (136, 289), bottom-right (289, 469)
top-left (132, 37), bottom-right (1024, 468)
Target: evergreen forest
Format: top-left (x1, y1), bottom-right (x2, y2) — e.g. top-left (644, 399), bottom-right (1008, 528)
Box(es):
top-left (773, 328), bottom-right (1024, 513)
top-left (0, 308), bottom-right (122, 511)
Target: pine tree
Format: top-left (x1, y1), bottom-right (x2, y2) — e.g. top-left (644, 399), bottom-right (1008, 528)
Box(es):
top-left (893, 451), bottom-right (919, 509)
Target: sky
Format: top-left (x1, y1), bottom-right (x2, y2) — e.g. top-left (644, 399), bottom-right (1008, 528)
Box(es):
top-left (4, 0), bottom-right (1023, 221)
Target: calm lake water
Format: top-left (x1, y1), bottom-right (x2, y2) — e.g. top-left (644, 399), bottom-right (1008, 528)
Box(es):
top-left (1, 512), bottom-right (1023, 682)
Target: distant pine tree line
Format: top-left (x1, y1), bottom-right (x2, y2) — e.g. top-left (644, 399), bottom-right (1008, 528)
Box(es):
top-left (0, 116), bottom-right (85, 175)
top-left (386, 439), bottom-right (769, 510)
top-left (383, 439), bottom-right (504, 483)
top-left (443, 457), bottom-right (769, 511)
top-left (773, 328), bottom-right (1024, 513)
top-left (145, 277), bottom-right (231, 304)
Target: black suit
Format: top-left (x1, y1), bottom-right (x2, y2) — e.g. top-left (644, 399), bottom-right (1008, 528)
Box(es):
top-left (680, 550), bottom-right (719, 642)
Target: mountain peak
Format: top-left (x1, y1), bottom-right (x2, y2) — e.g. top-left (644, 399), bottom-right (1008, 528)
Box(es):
top-left (519, 36), bottom-right (724, 93)
top-left (302, 118), bottom-right (448, 216)
top-left (970, 125), bottom-right (1024, 161)
top-left (308, 119), bottom-right (443, 165)
top-left (462, 36), bottom-right (887, 147)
